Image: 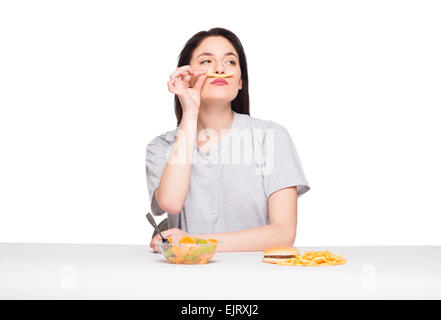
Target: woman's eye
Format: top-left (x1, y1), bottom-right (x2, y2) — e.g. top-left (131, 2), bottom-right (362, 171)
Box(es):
top-left (200, 60), bottom-right (236, 65)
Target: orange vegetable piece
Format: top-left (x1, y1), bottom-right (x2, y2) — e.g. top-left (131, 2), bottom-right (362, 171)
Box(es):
top-left (171, 246), bottom-right (183, 258)
top-left (179, 236), bottom-right (196, 244)
top-left (175, 257), bottom-right (184, 263)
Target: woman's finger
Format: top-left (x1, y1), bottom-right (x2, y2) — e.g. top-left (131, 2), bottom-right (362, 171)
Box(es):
top-left (168, 77), bottom-right (182, 94)
top-left (171, 66), bottom-right (205, 80)
top-left (171, 71), bottom-right (190, 89)
top-left (169, 68), bottom-right (205, 91)
top-left (160, 229), bottom-right (174, 238)
top-left (167, 68), bottom-right (206, 94)
top-left (179, 65), bottom-right (195, 75)
top-left (167, 78), bottom-right (176, 93)
top-left (170, 69), bottom-right (186, 79)
top-left (150, 231), bottom-right (164, 247)
top-left (183, 71), bottom-right (202, 85)
top-left (151, 229), bottom-right (173, 248)
top-left (193, 73), bottom-right (208, 91)
top-left (161, 228), bottom-right (181, 240)
top-left (170, 70), bottom-right (183, 80)
top-left (170, 66), bottom-right (206, 79)
top-left (150, 235), bottom-right (158, 248)
top-left (177, 65), bottom-right (192, 72)
top-left (170, 68), bottom-right (191, 79)
top-left (151, 231), bottom-right (174, 253)
top-left (152, 242), bottom-right (161, 253)
top-left (170, 65), bottom-right (190, 77)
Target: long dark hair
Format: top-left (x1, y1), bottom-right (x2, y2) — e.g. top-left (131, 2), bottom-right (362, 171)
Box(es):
top-left (174, 27), bottom-right (250, 127)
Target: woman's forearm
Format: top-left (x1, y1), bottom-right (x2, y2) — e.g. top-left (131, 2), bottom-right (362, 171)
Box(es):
top-left (195, 224), bottom-right (296, 252)
top-left (155, 112), bottom-right (198, 214)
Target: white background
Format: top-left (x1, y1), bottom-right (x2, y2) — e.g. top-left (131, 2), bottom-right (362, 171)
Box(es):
top-left (0, 0), bottom-right (440, 246)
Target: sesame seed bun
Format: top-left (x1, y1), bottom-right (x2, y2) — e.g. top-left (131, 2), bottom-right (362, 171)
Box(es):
top-left (263, 246), bottom-right (300, 256)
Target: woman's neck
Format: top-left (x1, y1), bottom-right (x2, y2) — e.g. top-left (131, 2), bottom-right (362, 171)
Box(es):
top-left (197, 104), bottom-right (234, 133)
top-left (196, 103), bottom-right (234, 149)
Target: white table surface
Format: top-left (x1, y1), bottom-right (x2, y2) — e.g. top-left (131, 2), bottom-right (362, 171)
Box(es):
top-left (1, 243), bottom-right (440, 299)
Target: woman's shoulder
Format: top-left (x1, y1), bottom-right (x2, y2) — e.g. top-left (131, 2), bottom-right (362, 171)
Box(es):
top-left (233, 113), bottom-right (294, 150)
top-left (146, 128), bottom-right (178, 148)
top-left (236, 112), bottom-right (287, 132)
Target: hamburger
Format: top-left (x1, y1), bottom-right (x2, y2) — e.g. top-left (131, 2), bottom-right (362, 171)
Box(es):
top-left (262, 246), bottom-right (300, 264)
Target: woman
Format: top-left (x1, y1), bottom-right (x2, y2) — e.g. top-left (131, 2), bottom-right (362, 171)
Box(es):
top-left (146, 27), bottom-right (310, 252)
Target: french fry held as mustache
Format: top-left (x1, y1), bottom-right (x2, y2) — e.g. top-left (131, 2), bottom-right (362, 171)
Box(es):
top-left (205, 72), bottom-right (234, 78)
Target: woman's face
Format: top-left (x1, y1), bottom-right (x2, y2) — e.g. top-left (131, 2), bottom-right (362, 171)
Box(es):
top-left (190, 36), bottom-right (242, 103)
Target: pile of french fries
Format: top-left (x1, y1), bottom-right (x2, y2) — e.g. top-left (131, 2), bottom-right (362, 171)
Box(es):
top-left (277, 250), bottom-right (347, 266)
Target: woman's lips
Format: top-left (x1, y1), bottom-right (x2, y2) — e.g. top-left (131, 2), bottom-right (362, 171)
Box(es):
top-left (210, 79), bottom-right (228, 85)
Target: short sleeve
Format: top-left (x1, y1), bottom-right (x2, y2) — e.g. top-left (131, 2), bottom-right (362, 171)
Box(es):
top-left (145, 136), bottom-right (169, 216)
top-left (262, 123), bottom-right (310, 199)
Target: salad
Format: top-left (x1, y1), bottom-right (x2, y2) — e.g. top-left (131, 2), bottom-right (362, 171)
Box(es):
top-left (160, 236), bottom-right (219, 264)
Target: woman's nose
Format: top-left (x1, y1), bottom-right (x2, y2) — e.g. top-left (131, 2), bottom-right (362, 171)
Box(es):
top-left (214, 64), bottom-right (225, 74)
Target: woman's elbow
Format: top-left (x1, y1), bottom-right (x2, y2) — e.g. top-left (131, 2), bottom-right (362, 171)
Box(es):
top-left (158, 201), bottom-right (183, 215)
top-left (155, 189), bottom-right (184, 215)
top-left (156, 197), bottom-right (183, 214)
top-left (280, 228), bottom-right (296, 247)
top-left (286, 231), bottom-right (296, 246)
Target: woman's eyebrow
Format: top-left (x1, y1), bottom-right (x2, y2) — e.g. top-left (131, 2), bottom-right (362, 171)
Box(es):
top-left (197, 52), bottom-right (238, 58)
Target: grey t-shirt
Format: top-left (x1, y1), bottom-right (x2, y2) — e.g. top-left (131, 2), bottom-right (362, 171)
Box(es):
top-left (145, 111), bottom-right (310, 234)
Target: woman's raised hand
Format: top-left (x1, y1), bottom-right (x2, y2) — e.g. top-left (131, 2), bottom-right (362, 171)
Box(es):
top-left (167, 65), bottom-right (208, 116)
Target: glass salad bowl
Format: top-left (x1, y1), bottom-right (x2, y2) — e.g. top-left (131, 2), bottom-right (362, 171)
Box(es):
top-left (157, 236), bottom-right (220, 264)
